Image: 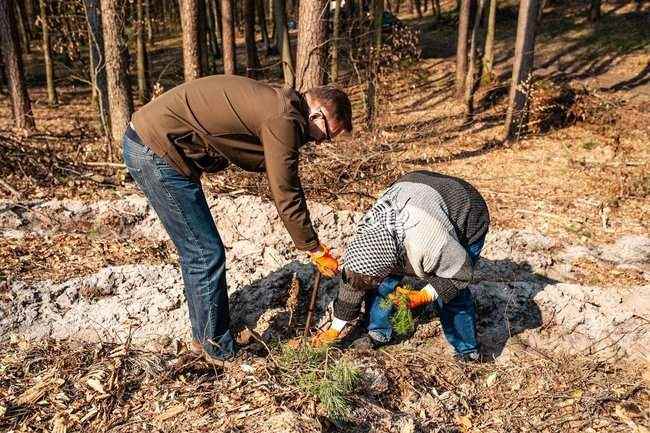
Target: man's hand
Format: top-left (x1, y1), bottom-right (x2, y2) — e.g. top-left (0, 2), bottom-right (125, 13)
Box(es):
top-left (388, 285), bottom-right (435, 310)
top-left (311, 328), bottom-right (340, 347)
top-left (309, 244), bottom-right (339, 277)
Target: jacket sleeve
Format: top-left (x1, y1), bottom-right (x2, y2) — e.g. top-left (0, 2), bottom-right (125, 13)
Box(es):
top-left (260, 117), bottom-right (319, 251)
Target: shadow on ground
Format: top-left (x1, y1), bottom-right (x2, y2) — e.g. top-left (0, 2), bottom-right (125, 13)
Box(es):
top-left (228, 256), bottom-right (556, 360)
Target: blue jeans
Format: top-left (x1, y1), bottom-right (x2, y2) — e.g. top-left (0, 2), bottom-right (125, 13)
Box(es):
top-left (122, 127), bottom-right (235, 359)
top-left (367, 236), bottom-right (485, 355)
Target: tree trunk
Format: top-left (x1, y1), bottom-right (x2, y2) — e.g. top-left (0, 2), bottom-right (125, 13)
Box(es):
top-left (24, 0), bottom-right (34, 37)
top-left (15, 1), bottom-right (30, 54)
top-left (330, 0), bottom-right (341, 82)
top-left (0, 0), bottom-right (34, 130)
top-left (455, 0), bottom-right (472, 100)
top-left (536, 0), bottom-right (546, 24)
top-left (295, 0), bottom-right (328, 91)
top-left (136, 0), bottom-right (150, 102)
top-left (221, 0), bottom-right (236, 74)
top-left (0, 49), bottom-right (7, 94)
top-left (179, 0), bottom-right (203, 80)
top-left (144, 0), bottom-right (153, 43)
top-left (205, 0), bottom-right (220, 68)
top-left (503, 0), bottom-right (539, 142)
top-left (413, 0), bottom-right (423, 17)
top-left (463, 0), bottom-right (486, 118)
top-left (100, 0), bottom-right (134, 147)
top-left (84, 0), bottom-right (110, 135)
top-left (365, 0), bottom-right (382, 128)
top-left (589, 0), bottom-right (600, 21)
top-left (38, 0), bottom-right (57, 106)
top-left (210, 0), bottom-right (223, 49)
top-left (433, 0), bottom-right (442, 19)
top-left (256, 0), bottom-right (271, 54)
top-left (274, 0), bottom-right (294, 85)
top-left (481, 0), bottom-right (496, 83)
top-left (244, 0), bottom-right (260, 77)
top-left (198, 0), bottom-right (208, 74)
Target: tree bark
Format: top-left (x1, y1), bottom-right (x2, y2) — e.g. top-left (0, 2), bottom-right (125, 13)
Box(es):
top-left (100, 0), bottom-right (134, 146)
top-left (136, 0), bottom-right (150, 102)
top-left (365, 0), bottom-right (382, 128)
top-left (330, 0), bottom-right (341, 82)
top-left (144, 0), bottom-right (153, 43)
top-left (244, 0), bottom-right (260, 77)
top-left (481, 0), bottom-right (496, 83)
top-left (295, 0), bottom-right (328, 91)
top-left (210, 0), bottom-right (223, 48)
top-left (38, 0), bottom-right (57, 106)
top-left (0, 0), bottom-right (34, 129)
top-left (179, 0), bottom-right (203, 80)
top-left (413, 0), bottom-right (423, 17)
top-left (84, 0), bottom-right (110, 135)
top-left (455, 0), bottom-right (472, 100)
top-left (14, 1), bottom-right (30, 54)
top-left (256, 0), bottom-right (271, 54)
top-left (589, 0), bottom-right (600, 21)
top-left (221, 0), bottom-right (236, 74)
top-left (503, 0), bottom-right (539, 142)
top-left (205, 0), bottom-right (220, 68)
top-left (463, 0), bottom-right (486, 118)
top-left (198, 0), bottom-right (209, 74)
top-left (274, 0), bottom-right (294, 85)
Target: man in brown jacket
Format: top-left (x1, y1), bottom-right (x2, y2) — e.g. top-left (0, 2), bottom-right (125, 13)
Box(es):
top-left (122, 75), bottom-right (351, 362)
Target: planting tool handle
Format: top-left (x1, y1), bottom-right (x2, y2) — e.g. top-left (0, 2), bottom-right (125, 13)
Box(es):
top-left (303, 269), bottom-right (322, 337)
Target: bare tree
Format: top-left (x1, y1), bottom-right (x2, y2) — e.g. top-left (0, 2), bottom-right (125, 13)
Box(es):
top-left (504, 0), bottom-right (539, 142)
top-left (84, 0), bottom-right (110, 135)
top-left (144, 0), bottom-right (153, 43)
top-left (14, 0), bottom-right (30, 54)
top-left (589, 0), bottom-right (601, 21)
top-left (463, 0), bottom-right (486, 118)
top-left (295, 0), bottom-right (328, 91)
top-left (256, 0), bottom-right (271, 54)
top-left (366, 0), bottom-right (383, 128)
top-left (330, 0), bottom-right (341, 82)
top-left (205, 0), bottom-right (220, 69)
top-left (456, 0), bottom-right (472, 99)
top-left (136, 0), bottom-right (150, 102)
top-left (221, 0), bottom-right (236, 74)
top-left (274, 0), bottom-right (294, 85)
top-left (100, 0), bottom-right (134, 146)
top-left (481, 0), bottom-right (496, 83)
top-left (412, 0), bottom-right (423, 18)
top-left (179, 0), bottom-right (203, 80)
top-left (38, 0), bottom-right (57, 106)
top-left (0, 0), bottom-right (34, 130)
top-left (244, 0), bottom-right (260, 77)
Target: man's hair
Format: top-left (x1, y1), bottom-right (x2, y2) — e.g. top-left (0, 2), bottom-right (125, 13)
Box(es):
top-left (305, 86), bottom-right (353, 133)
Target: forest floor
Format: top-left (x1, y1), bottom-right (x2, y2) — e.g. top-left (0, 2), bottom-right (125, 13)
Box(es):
top-left (1, 1), bottom-right (650, 432)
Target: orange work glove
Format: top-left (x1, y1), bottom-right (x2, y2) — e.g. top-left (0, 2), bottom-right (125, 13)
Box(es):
top-left (311, 328), bottom-right (340, 347)
top-left (309, 244), bottom-right (339, 277)
top-left (389, 286), bottom-right (435, 310)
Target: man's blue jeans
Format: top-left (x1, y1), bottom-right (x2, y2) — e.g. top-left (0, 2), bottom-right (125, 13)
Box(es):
top-left (122, 127), bottom-right (235, 359)
top-left (367, 237), bottom-right (485, 355)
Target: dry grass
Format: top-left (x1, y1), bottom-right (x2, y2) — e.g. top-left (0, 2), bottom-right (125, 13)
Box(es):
top-left (0, 336), bottom-right (648, 432)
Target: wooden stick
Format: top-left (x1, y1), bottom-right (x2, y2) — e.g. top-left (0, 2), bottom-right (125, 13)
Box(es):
top-left (0, 179), bottom-right (21, 198)
top-left (303, 270), bottom-right (321, 337)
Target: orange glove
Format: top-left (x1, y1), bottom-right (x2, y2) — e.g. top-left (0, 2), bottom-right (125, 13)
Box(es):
top-left (311, 328), bottom-right (340, 347)
top-left (389, 286), bottom-right (434, 310)
top-left (309, 244), bottom-right (339, 277)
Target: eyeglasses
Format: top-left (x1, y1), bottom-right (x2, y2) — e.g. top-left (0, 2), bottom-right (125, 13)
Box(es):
top-left (315, 108), bottom-right (332, 142)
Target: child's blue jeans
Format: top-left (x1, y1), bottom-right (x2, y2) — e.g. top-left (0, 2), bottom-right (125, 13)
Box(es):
top-left (367, 237), bottom-right (485, 355)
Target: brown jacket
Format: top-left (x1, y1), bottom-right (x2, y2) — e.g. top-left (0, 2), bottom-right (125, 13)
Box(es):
top-left (131, 75), bottom-right (318, 251)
